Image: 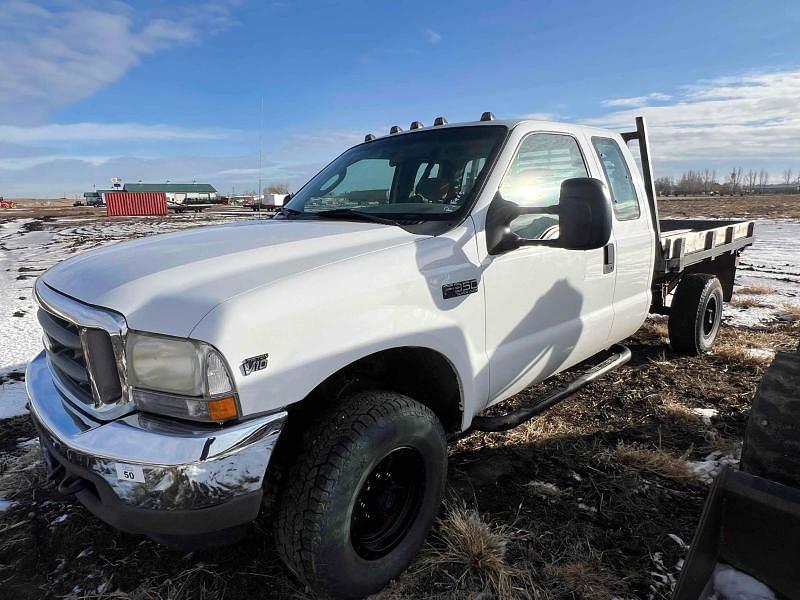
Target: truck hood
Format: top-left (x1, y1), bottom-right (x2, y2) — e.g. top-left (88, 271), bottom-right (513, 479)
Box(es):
top-left (41, 219), bottom-right (419, 337)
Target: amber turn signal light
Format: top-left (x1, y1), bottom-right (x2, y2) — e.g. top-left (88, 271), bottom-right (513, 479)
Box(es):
top-left (207, 396), bottom-right (238, 421)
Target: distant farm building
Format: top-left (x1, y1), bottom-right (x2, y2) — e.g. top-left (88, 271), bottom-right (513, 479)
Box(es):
top-left (123, 183), bottom-right (218, 204)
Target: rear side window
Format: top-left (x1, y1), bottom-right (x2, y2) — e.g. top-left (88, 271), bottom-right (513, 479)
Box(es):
top-left (591, 137), bottom-right (640, 220)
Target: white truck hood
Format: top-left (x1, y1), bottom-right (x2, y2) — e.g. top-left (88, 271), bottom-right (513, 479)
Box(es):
top-left (41, 219), bottom-right (418, 337)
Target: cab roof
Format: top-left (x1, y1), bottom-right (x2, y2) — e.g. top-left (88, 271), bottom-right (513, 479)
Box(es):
top-left (362, 115), bottom-right (622, 145)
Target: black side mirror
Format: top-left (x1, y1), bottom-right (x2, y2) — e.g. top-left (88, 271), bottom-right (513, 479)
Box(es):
top-left (486, 177), bottom-right (613, 255)
top-left (557, 178), bottom-right (613, 250)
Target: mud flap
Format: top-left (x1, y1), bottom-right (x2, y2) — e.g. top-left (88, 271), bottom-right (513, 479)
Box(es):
top-left (673, 467), bottom-right (800, 599)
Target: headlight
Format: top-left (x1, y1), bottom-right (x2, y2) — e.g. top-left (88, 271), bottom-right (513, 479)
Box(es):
top-left (127, 332), bottom-right (238, 423)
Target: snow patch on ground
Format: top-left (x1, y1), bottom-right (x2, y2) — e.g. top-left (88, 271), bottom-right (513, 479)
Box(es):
top-left (691, 407), bottom-right (718, 427)
top-left (526, 480), bottom-right (561, 497)
top-left (724, 219), bottom-right (800, 328)
top-left (0, 213), bottom-right (249, 419)
top-left (705, 564), bottom-right (775, 600)
top-left (50, 513), bottom-right (69, 526)
top-left (0, 499), bottom-right (15, 512)
top-left (745, 348), bottom-right (776, 361)
top-left (0, 380), bottom-right (29, 419)
top-left (649, 551), bottom-right (679, 599)
top-left (687, 450), bottom-right (740, 484)
top-left (668, 533), bottom-right (689, 550)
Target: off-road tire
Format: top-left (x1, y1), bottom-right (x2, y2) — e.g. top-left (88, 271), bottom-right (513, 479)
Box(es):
top-left (274, 391), bottom-right (447, 600)
top-left (741, 351), bottom-right (800, 488)
top-left (668, 273), bottom-right (723, 355)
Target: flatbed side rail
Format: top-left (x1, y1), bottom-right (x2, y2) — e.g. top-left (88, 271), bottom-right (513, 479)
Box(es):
top-left (658, 220), bottom-right (756, 275)
top-left (622, 116), bottom-right (664, 270)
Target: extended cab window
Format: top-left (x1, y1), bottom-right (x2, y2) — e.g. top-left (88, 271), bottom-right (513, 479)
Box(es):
top-left (500, 133), bottom-right (588, 240)
top-left (591, 137), bottom-right (641, 220)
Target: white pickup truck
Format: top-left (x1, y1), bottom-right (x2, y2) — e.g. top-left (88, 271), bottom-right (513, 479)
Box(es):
top-left (27, 115), bottom-right (754, 599)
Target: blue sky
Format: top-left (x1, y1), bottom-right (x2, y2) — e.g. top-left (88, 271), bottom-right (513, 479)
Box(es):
top-left (1, 0), bottom-right (799, 197)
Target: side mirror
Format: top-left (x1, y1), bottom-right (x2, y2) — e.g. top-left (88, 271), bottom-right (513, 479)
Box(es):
top-left (486, 177), bottom-right (612, 255)
top-left (557, 178), bottom-right (613, 250)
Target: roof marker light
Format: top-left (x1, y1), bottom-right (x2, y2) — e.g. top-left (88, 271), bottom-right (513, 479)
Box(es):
top-left (433, 116), bottom-right (448, 126)
top-left (364, 133), bottom-right (376, 142)
top-left (390, 125), bottom-right (403, 134)
top-left (480, 111), bottom-right (496, 121)
top-left (410, 121), bottom-right (423, 130)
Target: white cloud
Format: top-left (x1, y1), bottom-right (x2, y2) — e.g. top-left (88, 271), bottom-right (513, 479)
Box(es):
top-left (423, 28), bottom-right (442, 44)
top-left (591, 70), bottom-right (800, 173)
top-left (0, 155), bottom-right (115, 170)
top-left (0, 1), bottom-right (234, 123)
top-left (602, 92), bottom-right (673, 108)
top-left (0, 122), bottom-right (232, 144)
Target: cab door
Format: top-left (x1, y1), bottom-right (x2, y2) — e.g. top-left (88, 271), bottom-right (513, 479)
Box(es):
top-left (483, 132), bottom-right (617, 404)
top-left (587, 135), bottom-right (654, 342)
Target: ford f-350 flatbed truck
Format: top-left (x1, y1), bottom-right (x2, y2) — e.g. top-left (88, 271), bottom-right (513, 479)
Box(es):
top-left (27, 114), bottom-right (753, 599)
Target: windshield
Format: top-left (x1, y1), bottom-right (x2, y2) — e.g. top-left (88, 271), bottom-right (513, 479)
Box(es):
top-left (283, 126), bottom-right (507, 224)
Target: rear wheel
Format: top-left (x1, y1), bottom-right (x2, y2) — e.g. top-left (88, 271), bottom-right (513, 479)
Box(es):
top-left (274, 391), bottom-right (447, 600)
top-left (668, 273), bottom-right (723, 355)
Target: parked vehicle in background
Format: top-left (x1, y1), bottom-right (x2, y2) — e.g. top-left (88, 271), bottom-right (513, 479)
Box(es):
top-left (246, 193), bottom-right (290, 211)
top-left (0, 197), bottom-right (14, 209)
top-left (28, 115), bottom-right (754, 599)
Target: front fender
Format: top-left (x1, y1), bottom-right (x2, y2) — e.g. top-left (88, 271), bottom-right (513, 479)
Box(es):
top-left (190, 224), bottom-right (488, 429)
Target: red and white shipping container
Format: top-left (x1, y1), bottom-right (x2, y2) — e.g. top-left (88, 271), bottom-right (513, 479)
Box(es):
top-left (105, 192), bottom-right (168, 216)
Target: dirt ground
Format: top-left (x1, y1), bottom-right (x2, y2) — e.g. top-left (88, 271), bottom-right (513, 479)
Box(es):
top-left (0, 201), bottom-right (798, 599)
top-left (658, 193), bottom-right (800, 220)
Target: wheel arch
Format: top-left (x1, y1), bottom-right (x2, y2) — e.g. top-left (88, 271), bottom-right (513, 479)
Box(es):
top-left (285, 346), bottom-right (464, 435)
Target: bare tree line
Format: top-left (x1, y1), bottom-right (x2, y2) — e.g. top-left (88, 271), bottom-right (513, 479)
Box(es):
top-left (655, 167), bottom-right (800, 196)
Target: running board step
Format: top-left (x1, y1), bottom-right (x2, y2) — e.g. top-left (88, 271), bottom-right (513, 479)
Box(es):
top-left (470, 344), bottom-right (632, 432)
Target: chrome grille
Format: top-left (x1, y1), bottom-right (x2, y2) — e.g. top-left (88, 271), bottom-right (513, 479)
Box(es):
top-left (38, 309), bottom-right (123, 406)
top-left (38, 309), bottom-right (93, 404)
top-left (34, 279), bottom-right (132, 420)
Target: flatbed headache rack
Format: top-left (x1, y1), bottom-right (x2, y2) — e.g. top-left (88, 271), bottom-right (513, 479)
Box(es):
top-left (622, 117), bottom-right (755, 311)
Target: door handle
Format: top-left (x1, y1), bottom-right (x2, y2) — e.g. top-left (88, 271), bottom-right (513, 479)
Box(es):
top-left (603, 243), bottom-right (615, 274)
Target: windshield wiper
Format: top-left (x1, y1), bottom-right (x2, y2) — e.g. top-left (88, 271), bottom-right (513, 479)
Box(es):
top-left (314, 208), bottom-right (399, 226)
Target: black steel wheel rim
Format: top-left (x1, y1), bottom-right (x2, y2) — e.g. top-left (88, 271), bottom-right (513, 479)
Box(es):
top-left (350, 447), bottom-right (426, 560)
top-left (703, 296), bottom-right (718, 337)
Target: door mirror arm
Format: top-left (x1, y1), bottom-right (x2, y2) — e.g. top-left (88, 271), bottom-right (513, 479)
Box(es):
top-left (485, 178), bottom-right (613, 256)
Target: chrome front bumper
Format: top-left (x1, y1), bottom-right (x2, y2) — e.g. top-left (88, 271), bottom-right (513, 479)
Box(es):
top-left (27, 351), bottom-right (286, 535)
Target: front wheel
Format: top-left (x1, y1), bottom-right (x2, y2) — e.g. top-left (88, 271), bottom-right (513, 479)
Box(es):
top-left (274, 391), bottom-right (447, 599)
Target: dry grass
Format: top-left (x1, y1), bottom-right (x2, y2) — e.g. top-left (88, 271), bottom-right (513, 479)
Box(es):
top-left (737, 284), bottom-right (778, 295)
top-left (542, 544), bottom-right (620, 600)
top-left (713, 344), bottom-right (775, 367)
top-left (418, 503), bottom-right (529, 600)
top-left (125, 566), bottom-right (228, 600)
top-left (641, 318), bottom-right (669, 340)
top-left (731, 295), bottom-right (769, 309)
top-left (712, 326), bottom-right (785, 367)
top-left (605, 442), bottom-right (696, 483)
top-left (0, 443), bottom-right (45, 560)
top-left (655, 394), bottom-right (701, 421)
top-left (782, 304), bottom-right (800, 322)
top-left (0, 442), bottom-right (44, 501)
